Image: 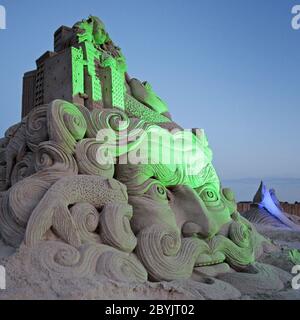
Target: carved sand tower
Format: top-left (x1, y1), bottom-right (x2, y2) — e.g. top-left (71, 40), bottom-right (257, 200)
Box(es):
top-left (1, 16), bottom-right (294, 299)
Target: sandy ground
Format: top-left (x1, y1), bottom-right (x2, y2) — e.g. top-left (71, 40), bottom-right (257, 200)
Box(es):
top-left (0, 226), bottom-right (299, 300)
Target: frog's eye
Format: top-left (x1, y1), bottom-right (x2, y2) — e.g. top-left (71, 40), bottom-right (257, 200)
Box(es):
top-left (147, 183), bottom-right (168, 201)
top-left (201, 189), bottom-right (219, 202)
top-left (156, 185), bottom-right (166, 196)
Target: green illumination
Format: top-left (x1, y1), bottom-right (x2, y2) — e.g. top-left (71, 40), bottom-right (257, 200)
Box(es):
top-left (75, 19), bottom-right (96, 44)
top-left (129, 79), bottom-right (169, 114)
top-left (76, 16), bottom-right (109, 46)
top-left (71, 47), bottom-right (84, 96)
top-left (125, 94), bottom-right (171, 123)
top-left (111, 66), bottom-right (125, 110)
top-left (71, 16), bottom-right (171, 116)
top-left (72, 16), bottom-right (127, 110)
top-left (289, 249), bottom-right (300, 264)
top-left (84, 42), bottom-right (102, 102)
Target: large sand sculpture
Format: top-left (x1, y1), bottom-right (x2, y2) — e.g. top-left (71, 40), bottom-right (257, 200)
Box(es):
top-left (0, 16), bottom-right (299, 300)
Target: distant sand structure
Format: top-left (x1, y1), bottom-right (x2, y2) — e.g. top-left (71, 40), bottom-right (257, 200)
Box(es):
top-left (239, 182), bottom-right (300, 230)
top-left (238, 202), bottom-right (300, 217)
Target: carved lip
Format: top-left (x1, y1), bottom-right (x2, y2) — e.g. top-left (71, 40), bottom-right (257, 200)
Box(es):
top-left (194, 251), bottom-right (226, 268)
top-left (194, 259), bottom-right (225, 268)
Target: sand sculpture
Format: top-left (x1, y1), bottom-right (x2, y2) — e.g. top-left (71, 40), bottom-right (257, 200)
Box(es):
top-left (243, 182), bottom-right (300, 231)
top-left (0, 16), bottom-right (298, 300)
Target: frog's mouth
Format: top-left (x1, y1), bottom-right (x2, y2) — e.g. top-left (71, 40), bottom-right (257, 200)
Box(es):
top-left (182, 222), bottom-right (228, 268)
top-left (193, 245), bottom-right (226, 267)
top-left (192, 231), bottom-right (255, 271)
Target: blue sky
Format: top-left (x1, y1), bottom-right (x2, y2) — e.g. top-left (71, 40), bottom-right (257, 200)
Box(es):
top-left (0, 0), bottom-right (299, 201)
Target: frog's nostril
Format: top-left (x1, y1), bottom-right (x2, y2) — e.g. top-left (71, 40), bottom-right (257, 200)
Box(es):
top-left (203, 277), bottom-right (215, 285)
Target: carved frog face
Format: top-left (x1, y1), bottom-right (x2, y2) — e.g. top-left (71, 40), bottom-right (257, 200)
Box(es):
top-left (126, 177), bottom-right (263, 271)
top-left (170, 184), bottom-right (236, 239)
top-left (127, 179), bottom-right (236, 241)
